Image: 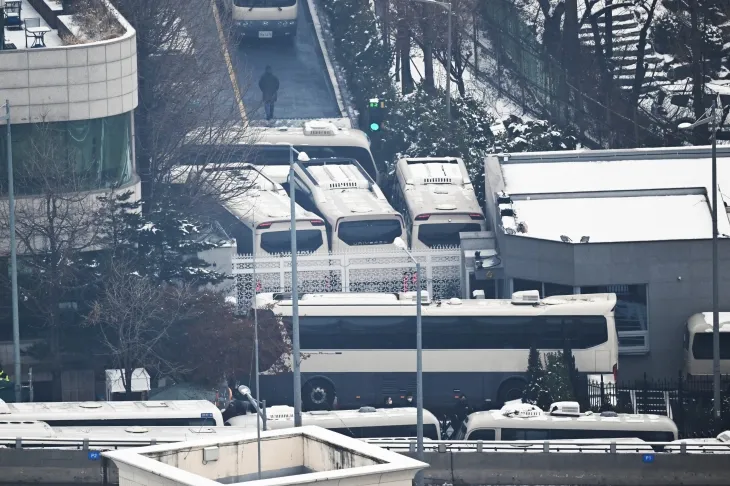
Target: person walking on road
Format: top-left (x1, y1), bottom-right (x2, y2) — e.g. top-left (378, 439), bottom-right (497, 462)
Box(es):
top-left (259, 65), bottom-right (280, 121)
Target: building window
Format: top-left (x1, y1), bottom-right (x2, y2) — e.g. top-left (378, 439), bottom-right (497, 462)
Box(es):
top-left (580, 284), bottom-right (648, 354)
top-left (0, 113), bottom-right (134, 196)
top-left (513, 279), bottom-right (573, 298)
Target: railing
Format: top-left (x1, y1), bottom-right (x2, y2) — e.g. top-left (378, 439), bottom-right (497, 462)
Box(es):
top-left (2, 437), bottom-right (730, 454)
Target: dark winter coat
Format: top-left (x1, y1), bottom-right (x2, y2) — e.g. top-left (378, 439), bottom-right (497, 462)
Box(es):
top-left (259, 72), bottom-right (280, 102)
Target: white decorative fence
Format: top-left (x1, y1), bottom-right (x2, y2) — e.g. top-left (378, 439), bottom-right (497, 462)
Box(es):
top-left (232, 248), bottom-right (463, 311)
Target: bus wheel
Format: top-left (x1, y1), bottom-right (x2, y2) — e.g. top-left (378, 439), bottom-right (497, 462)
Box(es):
top-left (303, 379), bottom-right (334, 411)
top-left (498, 379), bottom-right (526, 406)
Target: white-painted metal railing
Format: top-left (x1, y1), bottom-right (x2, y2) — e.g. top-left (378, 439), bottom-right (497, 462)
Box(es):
top-left (2, 437), bottom-right (730, 454)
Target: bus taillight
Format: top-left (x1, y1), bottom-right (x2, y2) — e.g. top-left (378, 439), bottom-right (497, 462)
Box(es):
top-left (415, 214), bottom-right (430, 221)
top-left (613, 364), bottom-right (618, 383)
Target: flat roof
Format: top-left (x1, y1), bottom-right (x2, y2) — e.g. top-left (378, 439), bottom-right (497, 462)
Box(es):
top-left (511, 194), bottom-right (718, 243)
top-left (490, 146), bottom-right (730, 243)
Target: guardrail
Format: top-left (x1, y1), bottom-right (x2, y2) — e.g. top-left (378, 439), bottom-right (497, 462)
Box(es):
top-left (1, 437), bottom-right (730, 454)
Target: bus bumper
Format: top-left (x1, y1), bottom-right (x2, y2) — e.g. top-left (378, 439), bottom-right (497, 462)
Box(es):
top-left (234, 20), bottom-right (297, 38)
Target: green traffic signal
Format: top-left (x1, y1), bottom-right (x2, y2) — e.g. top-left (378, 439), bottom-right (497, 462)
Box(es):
top-left (370, 122), bottom-right (380, 131)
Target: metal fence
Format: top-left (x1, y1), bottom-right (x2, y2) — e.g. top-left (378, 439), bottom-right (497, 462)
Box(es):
top-left (587, 373), bottom-right (730, 438)
top-left (232, 248), bottom-right (463, 311)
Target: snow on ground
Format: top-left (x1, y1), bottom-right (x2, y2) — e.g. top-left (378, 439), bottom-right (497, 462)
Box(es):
top-left (3, 0), bottom-right (62, 49)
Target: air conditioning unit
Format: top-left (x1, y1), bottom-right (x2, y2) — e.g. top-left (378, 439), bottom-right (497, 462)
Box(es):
top-left (549, 401), bottom-right (581, 417)
top-left (398, 292), bottom-right (431, 304)
top-left (511, 290), bottom-right (540, 305)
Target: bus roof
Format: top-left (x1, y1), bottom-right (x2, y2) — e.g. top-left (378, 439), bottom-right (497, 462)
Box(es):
top-left (251, 122), bottom-right (371, 149)
top-left (0, 400), bottom-right (222, 422)
top-left (396, 157), bottom-right (483, 216)
top-left (227, 406), bottom-right (440, 429)
top-left (687, 312), bottom-right (730, 334)
top-left (294, 159), bottom-right (399, 222)
top-left (466, 410), bottom-right (678, 434)
top-left (257, 292), bottom-right (617, 317)
top-left (0, 422), bottom-right (254, 442)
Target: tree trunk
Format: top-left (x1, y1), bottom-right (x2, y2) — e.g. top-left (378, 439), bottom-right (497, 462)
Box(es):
top-left (562, 0), bottom-right (579, 79)
top-left (422, 5), bottom-right (435, 92)
top-left (630, 0), bottom-right (659, 110)
top-left (605, 0), bottom-right (613, 58)
top-left (690, 0), bottom-right (706, 138)
top-left (397, 2), bottom-right (413, 94)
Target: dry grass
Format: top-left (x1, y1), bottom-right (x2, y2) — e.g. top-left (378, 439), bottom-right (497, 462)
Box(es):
top-left (69, 0), bottom-right (125, 42)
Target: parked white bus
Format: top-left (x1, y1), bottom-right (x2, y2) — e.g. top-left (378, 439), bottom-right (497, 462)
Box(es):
top-left (190, 164), bottom-right (329, 256)
top-left (227, 405), bottom-right (442, 439)
top-left (291, 158), bottom-right (405, 251)
top-left (224, 0), bottom-right (298, 40)
top-left (455, 402), bottom-right (677, 443)
top-left (391, 157), bottom-right (486, 249)
top-left (0, 400), bottom-right (225, 427)
top-left (255, 290), bottom-right (619, 411)
top-left (183, 122), bottom-right (383, 186)
top-left (683, 312), bottom-right (730, 377)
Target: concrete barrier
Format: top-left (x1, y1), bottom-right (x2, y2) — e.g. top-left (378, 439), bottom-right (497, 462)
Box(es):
top-left (0, 449), bottom-right (118, 484)
top-left (402, 451), bottom-right (730, 486)
top-left (2, 449), bottom-right (730, 485)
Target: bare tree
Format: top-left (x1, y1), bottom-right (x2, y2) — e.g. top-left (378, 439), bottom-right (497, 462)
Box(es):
top-left (0, 121), bottom-right (107, 400)
top-left (629, 0), bottom-right (661, 109)
top-left (109, 0), bottom-right (257, 209)
top-left (86, 260), bottom-right (196, 399)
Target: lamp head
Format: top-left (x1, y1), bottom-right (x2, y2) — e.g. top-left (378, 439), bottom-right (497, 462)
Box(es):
top-left (678, 122), bottom-right (693, 130)
top-left (297, 152), bottom-right (310, 162)
top-left (393, 237), bottom-right (407, 250)
top-left (237, 385), bottom-right (252, 397)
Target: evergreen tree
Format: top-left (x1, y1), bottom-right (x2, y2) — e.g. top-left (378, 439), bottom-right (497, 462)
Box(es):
top-left (523, 344), bottom-right (551, 410)
top-left (543, 351), bottom-right (577, 403)
top-left (562, 339), bottom-right (586, 408)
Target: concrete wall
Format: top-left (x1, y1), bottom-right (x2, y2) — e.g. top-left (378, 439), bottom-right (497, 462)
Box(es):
top-left (303, 436), bottom-right (380, 471)
top-left (0, 0), bottom-right (138, 125)
top-left (0, 449), bottom-right (118, 484)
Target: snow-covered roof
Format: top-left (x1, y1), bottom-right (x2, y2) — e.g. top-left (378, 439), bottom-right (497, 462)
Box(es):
top-left (489, 146), bottom-right (730, 243)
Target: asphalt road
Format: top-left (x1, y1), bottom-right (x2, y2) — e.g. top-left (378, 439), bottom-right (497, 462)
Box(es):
top-left (231, 4), bottom-right (341, 121)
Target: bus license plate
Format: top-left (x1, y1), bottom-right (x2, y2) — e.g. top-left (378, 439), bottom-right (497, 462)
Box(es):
top-left (259, 31), bottom-right (273, 38)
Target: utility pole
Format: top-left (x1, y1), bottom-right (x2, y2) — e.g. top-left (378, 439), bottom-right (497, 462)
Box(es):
top-left (3, 100), bottom-right (22, 403)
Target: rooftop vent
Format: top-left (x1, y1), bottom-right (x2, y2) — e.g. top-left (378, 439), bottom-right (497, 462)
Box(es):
top-left (549, 401), bottom-right (581, 417)
top-left (600, 411), bottom-right (618, 417)
top-left (423, 177), bottom-right (452, 184)
top-left (142, 402), bottom-right (169, 408)
top-left (472, 290), bottom-right (485, 299)
top-left (125, 426), bottom-right (149, 434)
top-left (359, 406), bottom-right (377, 413)
top-left (448, 298), bottom-right (462, 305)
top-left (303, 121), bottom-right (338, 136)
top-left (511, 290), bottom-right (540, 305)
top-left (398, 291), bottom-right (431, 304)
top-left (717, 431), bottom-right (730, 442)
top-left (78, 402), bottom-right (103, 409)
top-left (497, 192), bottom-right (512, 205)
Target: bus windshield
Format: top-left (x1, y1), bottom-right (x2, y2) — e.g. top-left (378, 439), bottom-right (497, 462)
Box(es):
top-left (418, 222), bottom-right (482, 247)
top-left (261, 230), bottom-right (324, 254)
top-left (338, 220), bottom-right (402, 246)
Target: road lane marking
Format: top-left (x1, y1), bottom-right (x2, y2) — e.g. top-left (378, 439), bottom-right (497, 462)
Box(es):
top-left (211, 0), bottom-right (249, 125)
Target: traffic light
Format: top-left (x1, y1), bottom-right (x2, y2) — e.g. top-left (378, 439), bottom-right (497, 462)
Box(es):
top-left (368, 98), bottom-right (385, 132)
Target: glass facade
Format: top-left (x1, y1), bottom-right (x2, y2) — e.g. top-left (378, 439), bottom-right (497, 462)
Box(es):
top-left (0, 113), bottom-right (134, 196)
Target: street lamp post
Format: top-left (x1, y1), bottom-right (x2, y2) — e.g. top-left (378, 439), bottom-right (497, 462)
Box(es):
top-left (393, 237), bottom-right (423, 486)
top-left (1, 0), bottom-right (6, 51)
top-left (238, 386), bottom-right (265, 479)
top-left (2, 100), bottom-right (21, 403)
top-left (279, 143), bottom-right (310, 427)
top-left (409, 0), bottom-right (452, 120)
top-left (679, 89), bottom-right (724, 418)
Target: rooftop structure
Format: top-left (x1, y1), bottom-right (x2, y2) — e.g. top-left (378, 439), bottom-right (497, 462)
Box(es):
top-left (104, 425), bottom-right (427, 486)
top-left (488, 146), bottom-right (730, 243)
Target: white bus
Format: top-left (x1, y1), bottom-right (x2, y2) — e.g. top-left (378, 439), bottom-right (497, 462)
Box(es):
top-left (0, 421), bottom-right (253, 445)
top-left (683, 312), bottom-right (730, 377)
top-left (255, 291), bottom-right (619, 411)
top-left (291, 158), bottom-right (405, 251)
top-left (227, 406), bottom-right (442, 439)
top-left (193, 164), bottom-right (329, 256)
top-left (225, 0), bottom-right (298, 40)
top-left (391, 157), bottom-right (487, 249)
top-left (183, 122), bottom-right (383, 186)
top-left (0, 400), bottom-right (225, 427)
top-left (455, 403), bottom-right (677, 443)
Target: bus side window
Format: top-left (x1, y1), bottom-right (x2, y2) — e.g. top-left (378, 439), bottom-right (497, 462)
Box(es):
top-left (683, 328), bottom-right (690, 350)
top-left (467, 428), bottom-right (496, 440)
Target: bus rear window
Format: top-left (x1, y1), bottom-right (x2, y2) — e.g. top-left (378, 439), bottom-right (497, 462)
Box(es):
top-left (338, 220), bottom-right (401, 246)
top-left (261, 230), bottom-right (324, 254)
top-left (417, 222), bottom-right (482, 248)
top-left (467, 428), bottom-right (496, 440)
top-left (233, 0), bottom-right (296, 7)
